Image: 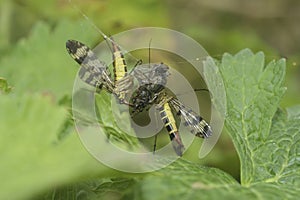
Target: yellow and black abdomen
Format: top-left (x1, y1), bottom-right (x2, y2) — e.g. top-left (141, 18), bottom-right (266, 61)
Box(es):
top-left (157, 103), bottom-right (184, 156)
top-left (158, 103), bottom-right (178, 135)
top-left (112, 42), bottom-right (127, 83)
top-left (111, 40), bottom-right (129, 103)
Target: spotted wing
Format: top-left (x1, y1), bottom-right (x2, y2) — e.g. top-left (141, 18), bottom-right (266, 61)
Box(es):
top-left (169, 98), bottom-right (212, 138)
top-left (66, 40), bottom-right (114, 92)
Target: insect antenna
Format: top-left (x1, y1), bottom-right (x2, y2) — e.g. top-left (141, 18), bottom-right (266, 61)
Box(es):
top-left (153, 131), bottom-right (158, 155)
top-left (175, 88), bottom-right (210, 98)
top-left (194, 88), bottom-right (209, 92)
top-left (148, 38), bottom-right (152, 67)
top-left (104, 35), bottom-right (114, 54)
top-left (69, 0), bottom-right (142, 67)
top-left (194, 88), bottom-right (212, 97)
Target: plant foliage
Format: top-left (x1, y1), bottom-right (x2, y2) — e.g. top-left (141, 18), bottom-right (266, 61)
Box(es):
top-left (0, 20), bottom-right (299, 200)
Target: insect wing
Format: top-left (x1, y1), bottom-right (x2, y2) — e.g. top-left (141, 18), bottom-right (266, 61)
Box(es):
top-left (132, 63), bottom-right (169, 86)
top-left (169, 98), bottom-right (212, 138)
top-left (66, 40), bottom-right (113, 91)
top-left (170, 130), bottom-right (185, 156)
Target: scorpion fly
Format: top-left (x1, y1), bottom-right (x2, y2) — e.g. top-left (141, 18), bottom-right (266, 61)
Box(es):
top-left (130, 62), bottom-right (212, 156)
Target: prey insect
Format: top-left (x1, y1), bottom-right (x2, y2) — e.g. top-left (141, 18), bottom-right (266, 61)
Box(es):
top-left (130, 64), bottom-right (212, 156)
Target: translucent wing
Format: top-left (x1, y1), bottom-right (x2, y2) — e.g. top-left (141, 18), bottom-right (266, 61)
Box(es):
top-left (169, 98), bottom-right (212, 138)
top-left (66, 40), bottom-right (114, 92)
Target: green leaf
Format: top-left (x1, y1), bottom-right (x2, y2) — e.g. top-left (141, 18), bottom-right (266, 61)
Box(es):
top-left (95, 92), bottom-right (141, 149)
top-left (36, 178), bottom-right (137, 200)
top-left (125, 49), bottom-right (299, 200)
top-left (0, 94), bottom-right (116, 200)
top-left (71, 86), bottom-right (141, 151)
top-left (0, 93), bottom-right (132, 200)
top-left (260, 108), bottom-right (300, 185)
top-left (0, 20), bottom-right (99, 100)
top-left (134, 159), bottom-right (300, 200)
top-left (219, 49), bottom-right (287, 185)
top-left (0, 19), bottom-right (141, 200)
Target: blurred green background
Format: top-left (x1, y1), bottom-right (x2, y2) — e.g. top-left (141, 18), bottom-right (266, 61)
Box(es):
top-left (1, 0), bottom-right (299, 105)
top-left (0, 0), bottom-right (299, 199)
